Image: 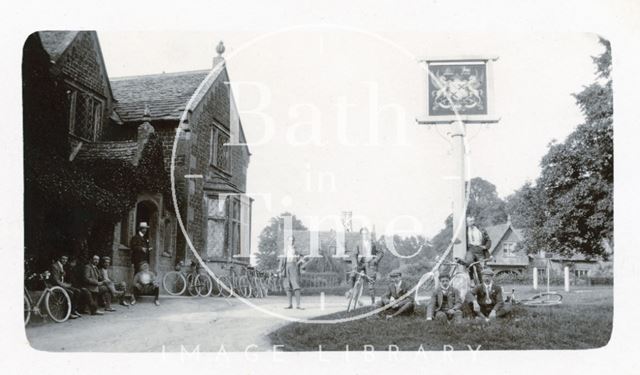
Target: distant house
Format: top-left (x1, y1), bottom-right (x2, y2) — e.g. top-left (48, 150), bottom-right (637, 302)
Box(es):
top-left (485, 219), bottom-right (610, 281)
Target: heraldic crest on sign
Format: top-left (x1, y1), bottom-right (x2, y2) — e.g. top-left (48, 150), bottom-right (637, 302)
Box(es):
top-left (428, 64), bottom-right (488, 116)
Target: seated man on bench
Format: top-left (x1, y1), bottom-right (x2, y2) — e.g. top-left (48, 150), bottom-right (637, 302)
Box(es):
top-left (132, 262), bottom-right (160, 306)
top-left (427, 273), bottom-right (463, 323)
top-left (376, 270), bottom-right (415, 319)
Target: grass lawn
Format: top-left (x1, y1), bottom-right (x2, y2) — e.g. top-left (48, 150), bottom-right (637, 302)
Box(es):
top-left (269, 285), bottom-right (613, 351)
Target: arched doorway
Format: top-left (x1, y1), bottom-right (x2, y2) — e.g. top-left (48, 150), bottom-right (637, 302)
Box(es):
top-left (135, 200), bottom-right (159, 272)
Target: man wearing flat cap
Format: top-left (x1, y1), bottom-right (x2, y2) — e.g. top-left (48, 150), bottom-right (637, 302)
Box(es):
top-left (471, 268), bottom-right (510, 320)
top-left (427, 273), bottom-right (463, 323)
top-left (131, 222), bottom-right (152, 274)
top-left (376, 270), bottom-right (415, 319)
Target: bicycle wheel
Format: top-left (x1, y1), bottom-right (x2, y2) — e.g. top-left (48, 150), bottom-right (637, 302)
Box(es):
top-left (347, 280), bottom-right (363, 312)
top-left (163, 271), bottom-right (187, 296)
top-left (414, 272), bottom-right (437, 306)
top-left (237, 276), bottom-right (252, 298)
top-left (24, 293), bottom-right (31, 326)
top-left (186, 273), bottom-right (198, 296)
top-left (209, 276), bottom-right (222, 297)
top-left (260, 279), bottom-right (269, 298)
top-left (196, 274), bottom-right (213, 297)
top-left (45, 286), bottom-right (71, 323)
top-left (218, 276), bottom-right (233, 297)
top-left (521, 292), bottom-right (563, 306)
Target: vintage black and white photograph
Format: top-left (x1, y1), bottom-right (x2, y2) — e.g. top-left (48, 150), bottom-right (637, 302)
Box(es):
top-left (3, 1), bottom-right (638, 373)
top-left (21, 28), bottom-right (614, 352)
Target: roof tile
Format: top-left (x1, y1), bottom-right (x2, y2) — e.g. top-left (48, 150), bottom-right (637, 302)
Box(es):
top-left (110, 70), bottom-right (209, 122)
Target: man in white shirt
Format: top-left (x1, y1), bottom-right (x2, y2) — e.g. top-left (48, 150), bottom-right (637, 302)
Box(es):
top-left (463, 216), bottom-right (492, 283)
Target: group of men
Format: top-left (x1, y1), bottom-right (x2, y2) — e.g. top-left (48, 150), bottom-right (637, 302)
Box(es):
top-left (376, 215), bottom-right (510, 322)
top-left (47, 222), bottom-right (161, 319)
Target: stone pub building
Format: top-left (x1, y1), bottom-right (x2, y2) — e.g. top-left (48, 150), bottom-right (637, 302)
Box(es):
top-left (23, 31), bottom-right (252, 285)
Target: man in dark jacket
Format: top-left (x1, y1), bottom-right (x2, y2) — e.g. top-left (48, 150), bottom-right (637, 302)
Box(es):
top-left (471, 268), bottom-right (510, 320)
top-left (50, 255), bottom-right (85, 319)
top-left (376, 270), bottom-right (415, 319)
top-left (83, 255), bottom-right (112, 313)
top-left (130, 222), bottom-right (152, 273)
top-left (427, 273), bottom-right (463, 323)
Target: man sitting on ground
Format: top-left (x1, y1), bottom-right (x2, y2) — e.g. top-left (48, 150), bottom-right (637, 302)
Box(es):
top-left (376, 270), bottom-right (415, 319)
top-left (132, 262), bottom-right (160, 306)
top-left (82, 255), bottom-right (112, 313)
top-left (471, 268), bottom-right (511, 321)
top-left (427, 273), bottom-right (463, 323)
top-left (99, 256), bottom-right (130, 306)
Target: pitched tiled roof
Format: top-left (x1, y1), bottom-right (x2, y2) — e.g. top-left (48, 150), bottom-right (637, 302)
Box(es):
top-left (38, 31), bottom-right (79, 61)
top-left (485, 223), bottom-right (510, 253)
top-left (74, 140), bottom-right (138, 163)
top-left (110, 70), bottom-right (210, 122)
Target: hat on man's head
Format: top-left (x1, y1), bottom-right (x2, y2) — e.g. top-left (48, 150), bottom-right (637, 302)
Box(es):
top-left (390, 270), bottom-right (402, 277)
top-left (139, 222), bottom-right (150, 229)
top-left (101, 256), bottom-right (111, 262)
top-left (438, 272), bottom-right (451, 280)
top-left (481, 268), bottom-right (495, 276)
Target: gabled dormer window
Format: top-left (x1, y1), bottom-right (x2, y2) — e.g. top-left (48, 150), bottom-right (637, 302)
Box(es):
top-left (68, 88), bottom-right (103, 141)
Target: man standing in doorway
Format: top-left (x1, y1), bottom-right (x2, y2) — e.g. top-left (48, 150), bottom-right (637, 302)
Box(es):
top-left (131, 222), bottom-right (152, 274)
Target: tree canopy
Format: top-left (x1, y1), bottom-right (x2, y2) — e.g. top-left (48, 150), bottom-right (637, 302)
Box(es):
top-left (255, 212), bottom-right (308, 271)
top-left (507, 37), bottom-right (613, 259)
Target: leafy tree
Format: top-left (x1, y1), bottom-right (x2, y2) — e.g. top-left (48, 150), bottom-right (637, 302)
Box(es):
top-left (466, 177), bottom-right (508, 226)
top-left (508, 38), bottom-right (612, 259)
top-left (255, 212), bottom-right (307, 271)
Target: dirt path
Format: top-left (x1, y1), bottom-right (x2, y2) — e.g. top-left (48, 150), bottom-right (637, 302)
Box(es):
top-left (26, 295), bottom-right (347, 352)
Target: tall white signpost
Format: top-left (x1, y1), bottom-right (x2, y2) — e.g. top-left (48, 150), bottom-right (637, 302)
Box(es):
top-left (417, 57), bottom-right (500, 261)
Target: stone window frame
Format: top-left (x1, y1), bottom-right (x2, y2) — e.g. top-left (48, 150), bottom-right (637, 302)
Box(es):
top-left (207, 195), bottom-right (229, 259)
top-left (209, 121), bottom-right (231, 174)
top-left (67, 83), bottom-right (104, 142)
top-left (229, 196), bottom-right (241, 257)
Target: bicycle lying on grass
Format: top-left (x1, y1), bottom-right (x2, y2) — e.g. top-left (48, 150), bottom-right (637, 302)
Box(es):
top-left (506, 260), bottom-right (563, 306)
top-left (24, 271), bottom-right (71, 326)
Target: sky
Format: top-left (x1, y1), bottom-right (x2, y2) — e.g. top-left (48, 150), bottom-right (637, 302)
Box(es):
top-left (98, 30), bottom-right (604, 256)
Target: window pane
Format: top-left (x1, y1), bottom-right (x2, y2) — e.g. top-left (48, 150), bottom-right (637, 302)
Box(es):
top-left (217, 132), bottom-right (229, 170)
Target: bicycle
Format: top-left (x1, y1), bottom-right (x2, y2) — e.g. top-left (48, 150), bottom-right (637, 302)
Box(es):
top-left (216, 264), bottom-right (252, 298)
top-left (247, 268), bottom-right (269, 298)
top-left (345, 270), bottom-right (376, 312)
top-left (507, 260), bottom-right (563, 306)
top-left (162, 262), bottom-right (213, 297)
top-left (414, 258), bottom-right (491, 306)
top-left (24, 271), bottom-right (72, 325)
top-left (266, 272), bottom-right (282, 294)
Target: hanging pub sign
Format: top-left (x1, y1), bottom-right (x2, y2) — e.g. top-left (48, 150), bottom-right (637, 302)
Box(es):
top-left (421, 57), bottom-right (499, 124)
